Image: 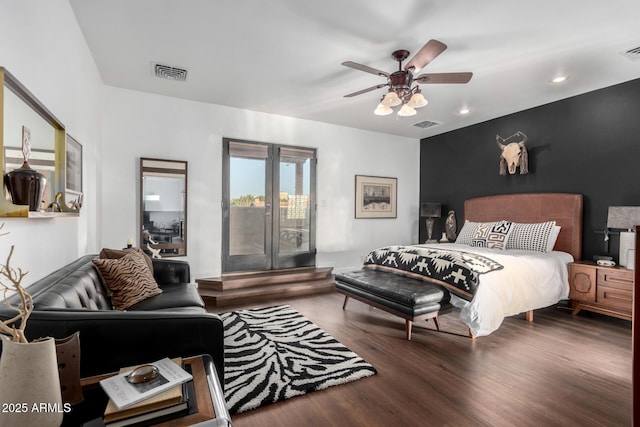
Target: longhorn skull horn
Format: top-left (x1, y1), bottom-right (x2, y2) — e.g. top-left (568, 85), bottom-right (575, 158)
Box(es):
top-left (496, 135), bottom-right (506, 150)
top-left (516, 131), bottom-right (528, 146)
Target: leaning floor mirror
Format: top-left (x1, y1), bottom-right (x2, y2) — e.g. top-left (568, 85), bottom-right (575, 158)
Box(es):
top-left (140, 158), bottom-right (187, 257)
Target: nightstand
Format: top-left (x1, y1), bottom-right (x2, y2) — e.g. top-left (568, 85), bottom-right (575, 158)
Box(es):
top-left (568, 261), bottom-right (633, 321)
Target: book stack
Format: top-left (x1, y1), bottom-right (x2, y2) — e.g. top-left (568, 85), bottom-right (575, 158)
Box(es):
top-left (100, 358), bottom-right (194, 426)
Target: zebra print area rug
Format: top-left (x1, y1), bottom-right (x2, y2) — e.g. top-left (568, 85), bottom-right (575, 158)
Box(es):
top-left (221, 305), bottom-right (377, 414)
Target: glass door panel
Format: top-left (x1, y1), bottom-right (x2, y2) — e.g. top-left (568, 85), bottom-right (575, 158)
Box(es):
top-left (223, 140), bottom-right (315, 273)
top-left (275, 147), bottom-right (315, 268)
top-left (229, 156), bottom-right (266, 256)
top-left (278, 158), bottom-right (310, 253)
top-left (223, 140), bottom-right (272, 272)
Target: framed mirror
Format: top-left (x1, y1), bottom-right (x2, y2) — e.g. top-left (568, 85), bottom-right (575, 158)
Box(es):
top-left (140, 158), bottom-right (187, 257)
top-left (0, 67), bottom-right (77, 217)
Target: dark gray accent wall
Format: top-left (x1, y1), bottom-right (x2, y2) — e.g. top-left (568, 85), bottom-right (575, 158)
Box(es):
top-left (420, 78), bottom-right (640, 261)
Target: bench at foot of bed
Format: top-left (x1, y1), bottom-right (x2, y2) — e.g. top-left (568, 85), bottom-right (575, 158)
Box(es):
top-left (335, 269), bottom-right (453, 341)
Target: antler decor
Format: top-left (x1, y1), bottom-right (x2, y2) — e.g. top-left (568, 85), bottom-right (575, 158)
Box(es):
top-left (0, 223), bottom-right (32, 343)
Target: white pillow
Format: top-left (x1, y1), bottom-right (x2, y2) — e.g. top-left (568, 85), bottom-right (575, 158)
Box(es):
top-left (546, 225), bottom-right (561, 252)
top-left (506, 221), bottom-right (557, 252)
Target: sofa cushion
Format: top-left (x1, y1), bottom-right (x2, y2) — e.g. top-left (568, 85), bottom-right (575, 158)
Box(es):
top-left (127, 283), bottom-right (205, 312)
top-left (152, 259), bottom-right (190, 286)
top-left (32, 261), bottom-right (113, 310)
top-left (99, 247), bottom-right (154, 274)
top-left (92, 251), bottom-right (162, 310)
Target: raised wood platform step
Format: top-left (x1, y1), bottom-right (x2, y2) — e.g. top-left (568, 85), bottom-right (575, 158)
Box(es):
top-left (196, 267), bottom-right (335, 307)
top-left (197, 267), bottom-right (334, 291)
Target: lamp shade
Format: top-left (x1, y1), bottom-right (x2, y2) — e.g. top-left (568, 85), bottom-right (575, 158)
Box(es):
top-left (398, 103), bottom-right (417, 117)
top-left (407, 91), bottom-right (428, 108)
top-left (374, 103), bottom-right (393, 116)
top-left (381, 91), bottom-right (402, 107)
top-left (420, 202), bottom-right (441, 218)
top-left (607, 206), bottom-right (640, 230)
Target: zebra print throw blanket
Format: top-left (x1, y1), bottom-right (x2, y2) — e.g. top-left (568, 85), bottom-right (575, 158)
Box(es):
top-left (221, 305), bottom-right (377, 414)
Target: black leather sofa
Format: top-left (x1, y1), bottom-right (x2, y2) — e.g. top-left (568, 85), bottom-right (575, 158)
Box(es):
top-left (0, 254), bottom-right (225, 383)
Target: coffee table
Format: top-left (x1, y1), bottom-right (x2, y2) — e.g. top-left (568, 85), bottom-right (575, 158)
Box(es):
top-left (63, 354), bottom-right (232, 426)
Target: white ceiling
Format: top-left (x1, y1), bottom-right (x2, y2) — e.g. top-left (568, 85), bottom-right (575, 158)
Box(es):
top-left (68, 0), bottom-right (640, 140)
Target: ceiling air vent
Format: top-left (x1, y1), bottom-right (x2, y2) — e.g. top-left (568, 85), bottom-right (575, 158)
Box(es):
top-left (413, 120), bottom-right (440, 129)
top-left (153, 63), bottom-right (188, 81)
top-left (620, 46), bottom-right (640, 62)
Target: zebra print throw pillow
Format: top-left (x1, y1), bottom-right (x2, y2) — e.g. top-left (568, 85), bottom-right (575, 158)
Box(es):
top-left (92, 251), bottom-right (162, 310)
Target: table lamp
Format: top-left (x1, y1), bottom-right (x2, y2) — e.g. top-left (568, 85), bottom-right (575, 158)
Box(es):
top-left (420, 202), bottom-right (442, 244)
top-left (607, 206), bottom-right (640, 269)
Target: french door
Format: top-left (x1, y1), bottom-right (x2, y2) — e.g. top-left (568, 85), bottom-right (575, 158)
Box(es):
top-left (222, 138), bottom-right (316, 273)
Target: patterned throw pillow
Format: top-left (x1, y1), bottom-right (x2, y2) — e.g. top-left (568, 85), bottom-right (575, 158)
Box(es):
top-left (99, 247), bottom-right (154, 274)
top-left (470, 220), bottom-right (514, 250)
top-left (506, 221), bottom-right (557, 252)
top-left (92, 250), bottom-right (162, 310)
top-left (455, 221), bottom-right (480, 245)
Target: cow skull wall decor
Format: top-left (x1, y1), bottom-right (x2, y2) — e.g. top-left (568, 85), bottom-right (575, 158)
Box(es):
top-left (496, 131), bottom-right (529, 175)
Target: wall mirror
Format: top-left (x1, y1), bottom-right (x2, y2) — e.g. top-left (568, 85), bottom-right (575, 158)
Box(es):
top-left (0, 67), bottom-right (75, 216)
top-left (140, 158), bottom-right (187, 257)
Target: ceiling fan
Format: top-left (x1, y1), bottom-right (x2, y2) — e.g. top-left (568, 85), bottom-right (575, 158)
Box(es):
top-left (342, 39), bottom-right (473, 116)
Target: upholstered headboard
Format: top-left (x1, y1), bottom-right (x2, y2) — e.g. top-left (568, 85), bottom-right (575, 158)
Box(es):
top-left (464, 193), bottom-right (583, 260)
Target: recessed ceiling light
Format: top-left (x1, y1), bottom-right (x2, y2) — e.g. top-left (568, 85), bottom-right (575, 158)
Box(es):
top-left (551, 76), bottom-right (568, 84)
top-left (459, 108), bottom-right (470, 115)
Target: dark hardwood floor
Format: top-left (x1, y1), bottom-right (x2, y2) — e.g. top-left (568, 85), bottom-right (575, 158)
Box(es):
top-left (207, 291), bottom-right (632, 427)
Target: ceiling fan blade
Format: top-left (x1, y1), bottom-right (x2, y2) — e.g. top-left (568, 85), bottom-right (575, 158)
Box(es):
top-left (342, 61), bottom-right (390, 78)
top-left (404, 39), bottom-right (447, 73)
top-left (415, 72), bottom-right (473, 84)
top-left (343, 83), bottom-right (388, 98)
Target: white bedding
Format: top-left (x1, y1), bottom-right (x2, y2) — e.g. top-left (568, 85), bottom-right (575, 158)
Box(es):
top-left (415, 243), bottom-right (573, 337)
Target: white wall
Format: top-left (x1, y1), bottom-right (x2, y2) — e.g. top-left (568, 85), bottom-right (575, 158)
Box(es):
top-left (0, 1), bottom-right (420, 285)
top-left (0, 0), bottom-right (103, 285)
top-left (102, 87), bottom-right (420, 279)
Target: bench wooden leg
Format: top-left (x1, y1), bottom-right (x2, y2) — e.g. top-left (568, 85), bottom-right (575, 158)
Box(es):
top-left (406, 320), bottom-right (413, 341)
top-left (342, 296), bottom-right (350, 310)
top-left (433, 316), bottom-right (441, 331)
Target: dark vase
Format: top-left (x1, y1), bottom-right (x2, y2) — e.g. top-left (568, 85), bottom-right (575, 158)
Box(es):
top-left (4, 161), bottom-right (47, 211)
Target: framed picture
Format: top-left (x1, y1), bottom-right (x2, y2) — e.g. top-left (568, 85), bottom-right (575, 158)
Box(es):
top-left (66, 134), bottom-right (82, 193)
top-left (355, 175), bottom-right (397, 219)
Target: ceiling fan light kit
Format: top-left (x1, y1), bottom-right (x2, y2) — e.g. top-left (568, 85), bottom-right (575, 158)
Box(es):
top-left (381, 91), bottom-right (402, 107)
top-left (398, 103), bottom-right (417, 117)
top-left (374, 103), bottom-right (393, 116)
top-left (407, 90), bottom-right (428, 108)
top-left (343, 39), bottom-right (472, 118)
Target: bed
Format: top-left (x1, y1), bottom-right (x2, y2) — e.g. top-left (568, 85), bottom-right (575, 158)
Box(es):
top-left (358, 193), bottom-right (583, 337)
